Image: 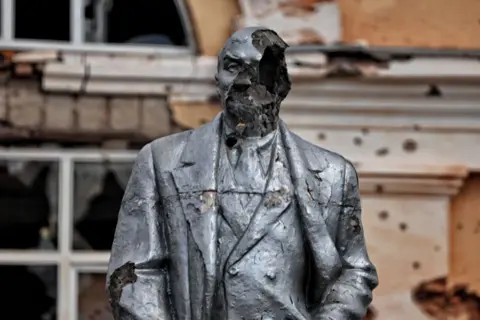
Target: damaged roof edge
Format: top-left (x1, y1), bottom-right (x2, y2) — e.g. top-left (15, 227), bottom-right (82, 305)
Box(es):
top-left (287, 44), bottom-right (480, 61)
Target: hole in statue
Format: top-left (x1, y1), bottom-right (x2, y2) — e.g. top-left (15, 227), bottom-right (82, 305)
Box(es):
top-left (259, 46), bottom-right (281, 94)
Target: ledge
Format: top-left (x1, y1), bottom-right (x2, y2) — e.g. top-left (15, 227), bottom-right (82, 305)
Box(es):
top-left (356, 163), bottom-right (468, 196)
top-left (39, 52), bottom-right (480, 95)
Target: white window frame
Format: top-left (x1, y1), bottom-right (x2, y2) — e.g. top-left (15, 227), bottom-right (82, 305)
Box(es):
top-left (0, 0), bottom-right (197, 55)
top-left (0, 149), bottom-right (138, 320)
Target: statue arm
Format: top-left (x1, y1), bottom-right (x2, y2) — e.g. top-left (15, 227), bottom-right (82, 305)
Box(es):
top-left (317, 161), bottom-right (378, 320)
top-left (106, 144), bottom-right (171, 320)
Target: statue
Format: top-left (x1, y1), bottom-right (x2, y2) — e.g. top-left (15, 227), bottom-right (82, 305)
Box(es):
top-left (107, 26), bottom-right (378, 320)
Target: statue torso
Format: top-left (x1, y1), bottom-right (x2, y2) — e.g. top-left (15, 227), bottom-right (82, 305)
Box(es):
top-left (213, 129), bottom-right (309, 320)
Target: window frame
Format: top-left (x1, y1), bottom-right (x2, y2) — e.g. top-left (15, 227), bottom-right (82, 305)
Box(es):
top-left (0, 0), bottom-right (197, 55)
top-left (0, 149), bottom-right (137, 320)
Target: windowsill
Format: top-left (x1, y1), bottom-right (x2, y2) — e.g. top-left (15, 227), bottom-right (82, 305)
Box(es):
top-left (0, 39), bottom-right (193, 56)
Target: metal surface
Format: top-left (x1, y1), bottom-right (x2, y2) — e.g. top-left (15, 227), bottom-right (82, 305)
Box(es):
top-left (107, 27), bottom-right (377, 320)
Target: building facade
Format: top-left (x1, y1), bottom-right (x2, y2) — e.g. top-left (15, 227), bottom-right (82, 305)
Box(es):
top-left (0, 0), bottom-right (480, 319)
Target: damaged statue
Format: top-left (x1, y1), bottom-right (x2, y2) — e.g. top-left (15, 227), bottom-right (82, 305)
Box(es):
top-left (107, 26), bottom-right (378, 320)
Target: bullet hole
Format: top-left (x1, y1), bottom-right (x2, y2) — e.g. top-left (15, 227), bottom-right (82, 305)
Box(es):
top-left (399, 222), bottom-right (408, 231)
top-left (403, 139), bottom-right (418, 153)
top-left (378, 210), bottom-right (389, 221)
top-left (434, 245), bottom-right (441, 252)
top-left (353, 136), bottom-right (363, 146)
top-left (375, 185), bottom-right (384, 194)
top-left (375, 147), bottom-right (389, 157)
top-left (413, 124), bottom-right (421, 131)
top-left (226, 136), bottom-right (238, 148)
top-left (456, 223), bottom-right (463, 231)
top-left (426, 84), bottom-right (442, 97)
top-left (361, 128), bottom-right (370, 135)
top-left (412, 261), bottom-right (421, 270)
top-left (317, 132), bottom-right (326, 140)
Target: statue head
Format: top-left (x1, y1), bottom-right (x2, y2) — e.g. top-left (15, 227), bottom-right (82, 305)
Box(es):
top-left (215, 27), bottom-right (291, 137)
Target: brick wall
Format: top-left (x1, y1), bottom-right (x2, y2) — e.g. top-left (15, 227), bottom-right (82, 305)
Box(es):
top-left (0, 79), bottom-right (175, 146)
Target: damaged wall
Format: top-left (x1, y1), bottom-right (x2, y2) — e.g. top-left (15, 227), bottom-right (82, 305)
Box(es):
top-left (339, 0), bottom-right (480, 49)
top-left (0, 79), bottom-right (172, 145)
top-left (187, 0), bottom-right (480, 56)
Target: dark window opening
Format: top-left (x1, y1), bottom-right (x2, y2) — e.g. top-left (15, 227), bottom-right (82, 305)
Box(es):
top-left (84, 0), bottom-right (187, 46)
top-left (0, 163), bottom-right (55, 250)
top-left (14, 0), bottom-right (70, 41)
top-left (75, 170), bottom-right (127, 251)
top-left (0, 265), bottom-right (57, 320)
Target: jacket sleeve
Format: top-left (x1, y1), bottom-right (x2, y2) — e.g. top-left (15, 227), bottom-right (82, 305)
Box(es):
top-left (106, 143), bottom-right (171, 320)
top-left (317, 160), bottom-right (378, 320)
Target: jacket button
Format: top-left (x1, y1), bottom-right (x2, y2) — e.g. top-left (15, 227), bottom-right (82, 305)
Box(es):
top-left (228, 266), bottom-right (239, 277)
top-left (265, 270), bottom-right (276, 280)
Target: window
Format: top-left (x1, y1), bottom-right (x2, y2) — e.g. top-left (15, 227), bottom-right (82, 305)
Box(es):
top-left (0, 0), bottom-right (195, 53)
top-left (0, 149), bottom-right (137, 319)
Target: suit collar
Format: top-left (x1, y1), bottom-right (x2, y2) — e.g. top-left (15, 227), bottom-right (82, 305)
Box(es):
top-left (172, 113), bottom-right (222, 193)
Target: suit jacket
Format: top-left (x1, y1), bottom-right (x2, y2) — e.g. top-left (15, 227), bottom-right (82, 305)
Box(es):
top-left (106, 113), bottom-right (378, 320)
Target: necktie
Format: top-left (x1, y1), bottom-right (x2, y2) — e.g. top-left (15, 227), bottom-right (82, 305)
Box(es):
top-left (234, 143), bottom-right (265, 191)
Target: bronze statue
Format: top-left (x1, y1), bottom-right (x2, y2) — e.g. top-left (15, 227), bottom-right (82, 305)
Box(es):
top-left (107, 26), bottom-right (378, 320)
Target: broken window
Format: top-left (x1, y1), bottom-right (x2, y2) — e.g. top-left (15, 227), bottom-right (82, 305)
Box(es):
top-left (14, 0), bottom-right (71, 41)
top-left (73, 161), bottom-right (133, 251)
top-left (0, 150), bottom-right (137, 319)
top-left (84, 0), bottom-right (187, 46)
top-left (0, 265), bottom-right (57, 319)
top-left (0, 160), bottom-right (57, 250)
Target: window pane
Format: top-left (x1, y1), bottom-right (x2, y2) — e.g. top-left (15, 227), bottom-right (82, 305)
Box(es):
top-left (84, 0), bottom-right (187, 46)
top-left (0, 264), bottom-right (57, 319)
top-left (78, 272), bottom-right (112, 319)
top-left (14, 0), bottom-right (70, 41)
top-left (73, 161), bottom-right (133, 251)
top-left (0, 160), bottom-right (58, 250)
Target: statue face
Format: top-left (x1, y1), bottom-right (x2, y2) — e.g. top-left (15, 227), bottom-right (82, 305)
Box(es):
top-left (215, 27), bottom-right (291, 136)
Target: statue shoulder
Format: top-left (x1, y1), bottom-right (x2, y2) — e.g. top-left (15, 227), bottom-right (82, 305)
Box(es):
top-left (146, 130), bottom-right (193, 169)
top-left (291, 131), bottom-right (350, 170)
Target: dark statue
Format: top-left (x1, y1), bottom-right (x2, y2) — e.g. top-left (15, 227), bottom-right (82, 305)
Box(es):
top-left (107, 27), bottom-right (378, 320)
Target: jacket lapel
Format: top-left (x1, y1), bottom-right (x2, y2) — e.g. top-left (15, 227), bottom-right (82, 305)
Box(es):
top-left (225, 134), bottom-right (292, 269)
top-left (279, 121), bottom-right (342, 294)
top-left (171, 113), bottom-right (222, 320)
top-left (226, 187), bottom-right (292, 269)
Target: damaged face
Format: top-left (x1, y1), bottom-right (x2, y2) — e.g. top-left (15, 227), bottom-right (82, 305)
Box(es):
top-left (215, 27), bottom-right (291, 137)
